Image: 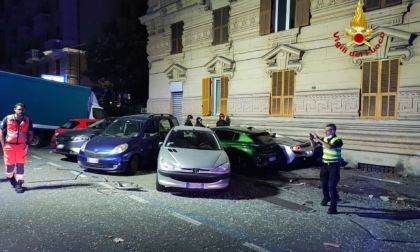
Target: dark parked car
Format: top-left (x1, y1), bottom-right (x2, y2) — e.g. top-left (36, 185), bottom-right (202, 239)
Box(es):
top-left (211, 126), bottom-right (283, 171)
top-left (54, 117), bottom-right (118, 158)
top-left (77, 114), bottom-right (179, 175)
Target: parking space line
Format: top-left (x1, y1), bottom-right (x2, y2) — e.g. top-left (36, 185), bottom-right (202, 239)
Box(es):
top-left (47, 162), bottom-right (62, 168)
top-left (243, 242), bottom-right (272, 252)
top-left (170, 212), bottom-right (202, 226)
top-left (128, 195), bottom-right (149, 204)
top-left (31, 155), bottom-right (42, 160)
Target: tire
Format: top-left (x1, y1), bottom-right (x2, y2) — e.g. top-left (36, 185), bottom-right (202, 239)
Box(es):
top-left (155, 175), bottom-right (165, 192)
top-left (30, 133), bottom-right (42, 148)
top-left (125, 154), bottom-right (139, 175)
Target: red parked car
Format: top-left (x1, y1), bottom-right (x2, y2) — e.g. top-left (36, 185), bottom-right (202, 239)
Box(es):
top-left (51, 119), bottom-right (100, 147)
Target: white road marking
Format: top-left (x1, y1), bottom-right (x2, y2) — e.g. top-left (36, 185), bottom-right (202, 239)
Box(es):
top-left (31, 155), bottom-right (42, 160)
top-left (128, 195), bottom-right (149, 204)
top-left (170, 212), bottom-right (202, 226)
top-left (243, 242), bottom-right (271, 252)
top-left (47, 162), bottom-right (62, 168)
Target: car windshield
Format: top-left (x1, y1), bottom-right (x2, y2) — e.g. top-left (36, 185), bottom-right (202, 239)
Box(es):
top-left (249, 132), bottom-right (276, 145)
top-left (165, 130), bottom-right (221, 150)
top-left (101, 119), bottom-right (143, 138)
top-left (89, 118), bottom-right (116, 130)
top-left (60, 121), bottom-right (79, 129)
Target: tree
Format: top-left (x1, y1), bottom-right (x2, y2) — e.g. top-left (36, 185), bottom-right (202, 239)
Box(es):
top-left (84, 22), bottom-right (149, 104)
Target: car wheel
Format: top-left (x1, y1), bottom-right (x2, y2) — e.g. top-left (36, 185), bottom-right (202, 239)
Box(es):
top-left (156, 175), bottom-right (165, 192)
top-left (30, 133), bottom-right (42, 147)
top-left (126, 154), bottom-right (139, 175)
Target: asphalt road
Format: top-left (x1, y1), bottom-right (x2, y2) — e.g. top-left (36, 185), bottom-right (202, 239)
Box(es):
top-left (1, 147), bottom-right (420, 252)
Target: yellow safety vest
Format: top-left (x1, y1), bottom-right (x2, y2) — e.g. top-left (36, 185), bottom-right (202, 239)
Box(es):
top-left (322, 136), bottom-right (342, 163)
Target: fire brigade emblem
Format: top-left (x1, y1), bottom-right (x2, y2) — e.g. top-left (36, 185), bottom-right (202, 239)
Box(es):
top-left (344, 0), bottom-right (373, 47)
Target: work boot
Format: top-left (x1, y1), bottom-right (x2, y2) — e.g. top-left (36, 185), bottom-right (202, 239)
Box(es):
top-left (7, 176), bottom-right (17, 188)
top-left (327, 207), bottom-right (338, 215)
top-left (320, 197), bottom-right (331, 206)
top-left (15, 180), bottom-right (24, 193)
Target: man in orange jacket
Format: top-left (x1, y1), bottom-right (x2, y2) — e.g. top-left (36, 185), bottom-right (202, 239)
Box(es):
top-left (0, 103), bottom-right (33, 193)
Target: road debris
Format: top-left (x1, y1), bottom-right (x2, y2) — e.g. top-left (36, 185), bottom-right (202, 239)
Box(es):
top-left (380, 196), bottom-right (390, 202)
top-left (353, 175), bottom-right (402, 184)
top-left (323, 242), bottom-right (340, 248)
top-left (113, 237), bottom-right (124, 243)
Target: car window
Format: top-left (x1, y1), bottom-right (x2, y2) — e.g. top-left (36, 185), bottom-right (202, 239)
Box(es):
top-left (166, 130), bottom-right (221, 150)
top-left (159, 119), bottom-right (172, 132)
top-left (215, 130), bottom-right (238, 141)
top-left (101, 119), bottom-right (143, 138)
top-left (249, 132), bottom-right (276, 145)
top-left (89, 118), bottom-right (115, 130)
top-left (143, 120), bottom-right (157, 134)
top-left (61, 121), bottom-right (79, 129)
top-left (86, 122), bottom-right (96, 127)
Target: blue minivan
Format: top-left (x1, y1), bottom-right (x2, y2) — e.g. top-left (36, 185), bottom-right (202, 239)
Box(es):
top-left (77, 114), bottom-right (179, 175)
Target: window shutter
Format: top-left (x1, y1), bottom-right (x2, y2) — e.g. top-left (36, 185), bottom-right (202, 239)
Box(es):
top-left (260, 0), bottom-right (271, 36)
top-left (271, 72), bottom-right (282, 115)
top-left (295, 0), bottom-right (310, 27)
top-left (213, 7), bottom-right (229, 45)
top-left (283, 70), bottom-right (295, 116)
top-left (379, 59), bottom-right (399, 118)
top-left (220, 77), bottom-right (229, 114)
top-left (202, 78), bottom-right (211, 115)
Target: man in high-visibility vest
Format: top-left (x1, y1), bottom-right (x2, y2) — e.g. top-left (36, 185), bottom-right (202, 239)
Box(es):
top-left (0, 103), bottom-right (33, 193)
top-left (313, 123), bottom-right (343, 214)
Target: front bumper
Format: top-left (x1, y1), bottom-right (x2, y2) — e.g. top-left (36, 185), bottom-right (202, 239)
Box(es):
top-left (157, 170), bottom-right (230, 190)
top-left (77, 153), bottom-right (129, 173)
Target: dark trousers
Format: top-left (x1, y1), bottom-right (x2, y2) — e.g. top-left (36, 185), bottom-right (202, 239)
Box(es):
top-left (320, 164), bottom-right (340, 209)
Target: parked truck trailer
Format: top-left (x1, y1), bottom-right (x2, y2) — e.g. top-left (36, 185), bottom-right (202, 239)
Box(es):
top-left (0, 71), bottom-right (105, 147)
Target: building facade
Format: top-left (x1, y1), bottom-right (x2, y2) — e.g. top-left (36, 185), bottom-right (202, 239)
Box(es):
top-left (140, 0), bottom-right (420, 175)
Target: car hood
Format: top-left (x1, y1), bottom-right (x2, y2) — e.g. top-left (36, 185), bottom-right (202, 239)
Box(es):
top-left (86, 136), bottom-right (133, 152)
top-left (161, 148), bottom-right (228, 168)
top-left (274, 135), bottom-right (305, 147)
top-left (59, 128), bottom-right (101, 137)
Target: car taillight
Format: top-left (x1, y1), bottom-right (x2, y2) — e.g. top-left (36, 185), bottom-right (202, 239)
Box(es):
top-left (292, 145), bottom-right (302, 151)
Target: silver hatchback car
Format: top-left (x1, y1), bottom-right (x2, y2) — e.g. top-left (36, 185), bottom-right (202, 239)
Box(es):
top-left (156, 126), bottom-right (230, 191)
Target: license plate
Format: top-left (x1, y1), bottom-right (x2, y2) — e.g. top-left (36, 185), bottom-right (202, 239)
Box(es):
top-left (186, 182), bottom-right (205, 189)
top-left (56, 144), bottom-right (64, 149)
top-left (87, 158), bottom-right (99, 163)
top-left (269, 156), bottom-right (277, 162)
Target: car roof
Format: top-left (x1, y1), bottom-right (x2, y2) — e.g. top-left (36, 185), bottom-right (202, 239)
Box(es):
top-left (172, 126), bottom-right (213, 132)
top-left (69, 118), bottom-right (99, 122)
top-left (117, 113), bottom-right (176, 121)
top-left (211, 126), bottom-right (268, 134)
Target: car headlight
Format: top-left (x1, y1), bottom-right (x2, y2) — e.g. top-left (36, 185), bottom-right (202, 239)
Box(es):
top-left (159, 158), bottom-right (180, 170)
top-left (110, 143), bottom-right (128, 154)
top-left (72, 135), bottom-right (90, 141)
top-left (80, 142), bottom-right (88, 152)
top-left (212, 162), bottom-right (230, 173)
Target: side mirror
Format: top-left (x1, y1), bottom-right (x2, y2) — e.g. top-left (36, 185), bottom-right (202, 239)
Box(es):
top-left (158, 142), bottom-right (163, 148)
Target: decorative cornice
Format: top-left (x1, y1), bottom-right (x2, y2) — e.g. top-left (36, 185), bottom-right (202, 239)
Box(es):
top-left (164, 64), bottom-right (187, 81)
top-left (262, 44), bottom-right (304, 74)
top-left (204, 55), bottom-right (235, 78)
top-left (351, 27), bottom-right (417, 65)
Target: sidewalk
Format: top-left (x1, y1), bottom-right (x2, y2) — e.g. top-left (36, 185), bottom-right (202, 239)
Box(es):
top-left (280, 166), bottom-right (420, 208)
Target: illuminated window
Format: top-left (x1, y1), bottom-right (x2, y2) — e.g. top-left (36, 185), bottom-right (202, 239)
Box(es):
top-left (364, 0), bottom-right (402, 11)
top-left (171, 21), bottom-right (184, 54)
top-left (213, 7), bottom-right (229, 45)
top-left (361, 59), bottom-right (399, 119)
top-left (260, 0), bottom-right (310, 35)
top-left (271, 70), bottom-right (295, 117)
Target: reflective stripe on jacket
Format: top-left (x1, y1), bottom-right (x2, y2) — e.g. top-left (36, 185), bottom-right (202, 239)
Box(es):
top-left (5, 115), bottom-right (30, 144)
top-left (322, 136), bottom-right (342, 163)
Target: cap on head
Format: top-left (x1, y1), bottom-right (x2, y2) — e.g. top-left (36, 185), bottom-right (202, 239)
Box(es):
top-left (219, 113), bottom-right (225, 117)
top-left (187, 115), bottom-right (193, 119)
top-left (196, 117), bottom-right (202, 122)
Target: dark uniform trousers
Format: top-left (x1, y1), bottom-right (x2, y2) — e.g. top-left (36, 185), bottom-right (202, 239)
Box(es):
top-left (320, 162), bottom-right (340, 209)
